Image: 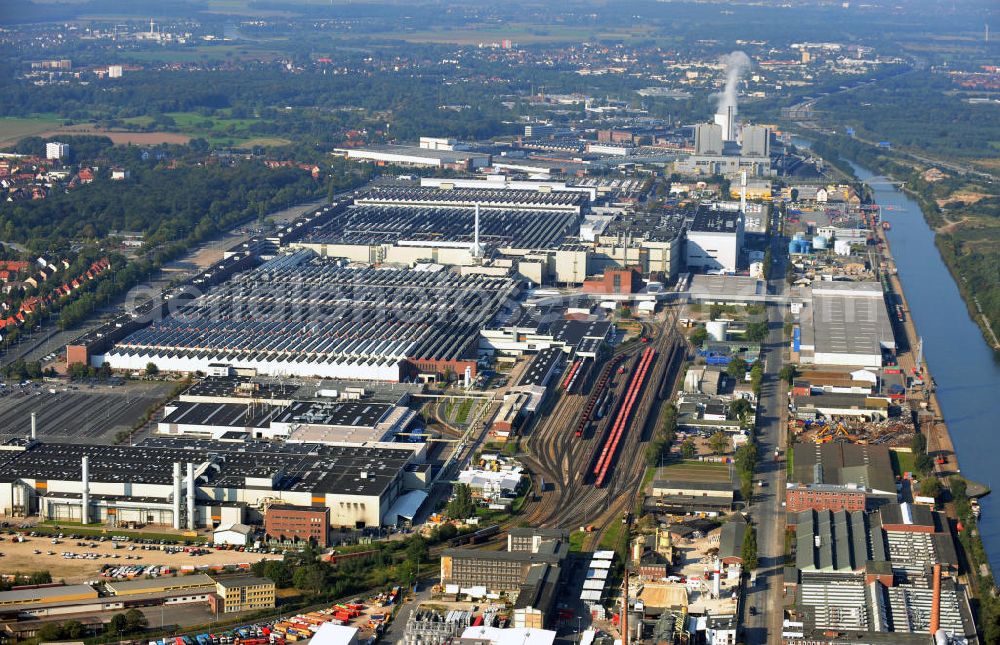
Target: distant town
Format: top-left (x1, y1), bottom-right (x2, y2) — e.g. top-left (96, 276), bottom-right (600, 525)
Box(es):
top-left (0, 2), bottom-right (997, 645)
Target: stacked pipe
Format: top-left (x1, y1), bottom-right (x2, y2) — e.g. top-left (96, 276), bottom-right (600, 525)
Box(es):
top-left (930, 563), bottom-right (941, 634)
top-left (593, 347), bottom-right (656, 487)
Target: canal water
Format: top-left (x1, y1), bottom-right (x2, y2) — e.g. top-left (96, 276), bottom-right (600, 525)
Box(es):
top-left (795, 137), bottom-right (1000, 571)
top-left (850, 163), bottom-right (1000, 574)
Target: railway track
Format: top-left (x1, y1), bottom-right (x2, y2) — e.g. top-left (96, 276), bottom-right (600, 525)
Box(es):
top-left (516, 308), bottom-right (686, 542)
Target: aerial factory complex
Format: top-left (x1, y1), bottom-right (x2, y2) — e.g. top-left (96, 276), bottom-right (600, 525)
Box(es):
top-left (0, 22), bottom-right (991, 645)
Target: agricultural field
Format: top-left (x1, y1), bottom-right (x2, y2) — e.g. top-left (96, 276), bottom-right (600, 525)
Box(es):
top-left (123, 111), bottom-right (291, 147)
top-left (0, 116), bottom-right (65, 147)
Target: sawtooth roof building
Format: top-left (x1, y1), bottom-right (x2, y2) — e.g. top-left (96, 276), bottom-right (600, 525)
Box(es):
top-left (97, 251), bottom-right (516, 382)
top-left (0, 436), bottom-right (421, 530)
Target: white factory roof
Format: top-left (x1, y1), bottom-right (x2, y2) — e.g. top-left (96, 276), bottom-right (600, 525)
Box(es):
top-left (589, 559), bottom-right (612, 569)
top-left (311, 623), bottom-right (360, 645)
top-left (593, 550), bottom-right (616, 560)
top-left (457, 467), bottom-right (523, 492)
top-left (0, 584), bottom-right (97, 605)
top-left (383, 489), bottom-right (428, 525)
top-left (586, 568), bottom-right (609, 580)
top-left (460, 626), bottom-right (556, 645)
top-left (688, 274), bottom-right (765, 301)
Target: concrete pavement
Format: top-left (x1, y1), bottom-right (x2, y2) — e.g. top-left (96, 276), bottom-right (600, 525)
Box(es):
top-left (741, 217), bottom-right (790, 643)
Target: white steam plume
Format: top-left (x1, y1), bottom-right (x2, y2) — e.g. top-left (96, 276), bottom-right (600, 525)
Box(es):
top-left (716, 50), bottom-right (752, 117)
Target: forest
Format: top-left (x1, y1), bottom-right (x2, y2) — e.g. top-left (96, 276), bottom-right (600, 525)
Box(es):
top-left (815, 70), bottom-right (1000, 166)
top-left (0, 152), bottom-right (322, 251)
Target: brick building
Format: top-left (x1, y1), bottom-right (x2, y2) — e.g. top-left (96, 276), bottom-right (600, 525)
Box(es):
top-left (264, 504), bottom-right (330, 547)
top-left (785, 483), bottom-right (868, 515)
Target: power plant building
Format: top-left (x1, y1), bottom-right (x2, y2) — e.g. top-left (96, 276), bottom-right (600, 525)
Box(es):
top-left (684, 206), bottom-right (745, 273)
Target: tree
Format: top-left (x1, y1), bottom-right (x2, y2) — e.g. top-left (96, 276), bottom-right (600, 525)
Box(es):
top-left (911, 431), bottom-right (927, 455)
top-left (728, 398), bottom-right (754, 422)
top-left (434, 523), bottom-right (458, 542)
top-left (690, 326), bottom-right (708, 347)
top-left (750, 363), bottom-right (764, 396)
top-left (741, 524), bottom-right (759, 571)
top-left (740, 470), bottom-right (754, 504)
top-left (107, 613), bottom-right (128, 635)
top-left (63, 620), bottom-right (85, 639)
top-left (37, 622), bottom-right (65, 641)
top-left (144, 361), bottom-right (159, 376)
top-left (405, 535), bottom-right (428, 566)
top-left (292, 565), bottom-right (328, 594)
top-left (919, 477), bottom-right (942, 499)
top-left (744, 322), bottom-right (769, 343)
top-left (779, 364), bottom-right (798, 386)
top-left (123, 608), bottom-right (148, 633)
top-left (735, 442), bottom-right (758, 475)
top-left (446, 483), bottom-right (475, 519)
top-left (709, 431), bottom-right (730, 455)
top-left (727, 357), bottom-right (748, 379)
top-left (680, 439), bottom-right (697, 459)
top-left (914, 452), bottom-right (935, 476)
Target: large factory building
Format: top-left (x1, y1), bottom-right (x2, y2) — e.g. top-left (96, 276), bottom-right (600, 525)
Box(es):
top-left (96, 251), bottom-right (516, 382)
top-left (0, 437), bottom-right (421, 529)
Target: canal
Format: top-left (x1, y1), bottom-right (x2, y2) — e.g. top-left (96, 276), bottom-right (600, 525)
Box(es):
top-left (852, 163), bottom-right (1000, 574)
top-left (795, 137), bottom-right (1000, 571)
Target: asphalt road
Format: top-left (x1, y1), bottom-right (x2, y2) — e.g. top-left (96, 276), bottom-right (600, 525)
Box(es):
top-left (742, 212), bottom-right (790, 643)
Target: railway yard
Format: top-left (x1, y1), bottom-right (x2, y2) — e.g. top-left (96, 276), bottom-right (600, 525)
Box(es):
top-left (517, 308), bottom-right (686, 547)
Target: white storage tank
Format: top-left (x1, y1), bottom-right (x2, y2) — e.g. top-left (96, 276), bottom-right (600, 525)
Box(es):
top-left (834, 239), bottom-right (852, 256)
top-left (749, 261), bottom-right (765, 279)
top-left (813, 235), bottom-right (829, 250)
top-left (706, 320), bottom-right (729, 342)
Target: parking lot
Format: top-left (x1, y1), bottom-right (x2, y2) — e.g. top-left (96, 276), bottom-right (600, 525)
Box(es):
top-left (0, 380), bottom-right (174, 443)
top-left (0, 531), bottom-right (282, 583)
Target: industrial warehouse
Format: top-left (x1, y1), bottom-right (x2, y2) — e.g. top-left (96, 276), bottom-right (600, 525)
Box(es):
top-left (0, 437), bottom-right (422, 529)
top-left (97, 251), bottom-right (517, 381)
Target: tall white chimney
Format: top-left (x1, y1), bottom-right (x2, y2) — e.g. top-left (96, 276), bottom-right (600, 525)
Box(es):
top-left (172, 462), bottom-right (182, 530)
top-left (81, 456), bottom-right (90, 525)
top-left (30, 412), bottom-right (36, 440)
top-left (186, 462), bottom-right (196, 530)
top-left (740, 171), bottom-right (747, 214)
top-left (712, 570), bottom-right (721, 598)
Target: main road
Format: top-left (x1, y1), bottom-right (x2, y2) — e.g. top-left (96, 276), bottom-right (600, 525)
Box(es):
top-left (741, 209), bottom-right (790, 643)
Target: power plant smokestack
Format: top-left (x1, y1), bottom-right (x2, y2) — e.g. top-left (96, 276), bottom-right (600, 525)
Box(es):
top-left (714, 51), bottom-right (751, 141)
top-left (186, 462), bottom-right (196, 530)
top-left (740, 171), bottom-right (747, 214)
top-left (30, 412), bottom-right (36, 440)
top-left (81, 456), bottom-right (90, 525)
top-left (172, 462), bottom-right (182, 530)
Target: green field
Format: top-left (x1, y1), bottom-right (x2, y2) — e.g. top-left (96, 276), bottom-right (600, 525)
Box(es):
top-left (0, 115), bottom-right (63, 146)
top-left (655, 459), bottom-right (733, 484)
top-left (890, 449), bottom-right (916, 478)
top-left (123, 111), bottom-right (291, 148)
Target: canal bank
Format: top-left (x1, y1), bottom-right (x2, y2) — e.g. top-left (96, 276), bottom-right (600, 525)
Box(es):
top-left (853, 166), bottom-right (1000, 576)
top-left (795, 136), bottom-right (1000, 577)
